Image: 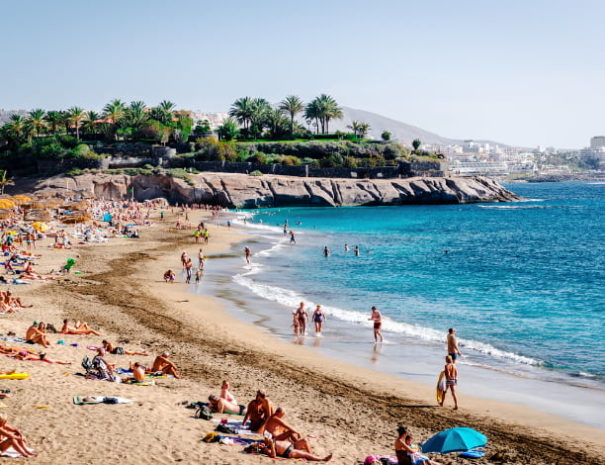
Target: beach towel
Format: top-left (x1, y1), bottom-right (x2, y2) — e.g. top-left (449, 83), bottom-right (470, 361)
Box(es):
top-left (459, 449), bottom-right (486, 459)
top-left (364, 455), bottom-right (398, 465)
top-left (0, 373), bottom-right (29, 380)
top-left (123, 379), bottom-right (155, 386)
top-left (73, 395), bottom-right (133, 405)
top-left (0, 447), bottom-right (34, 458)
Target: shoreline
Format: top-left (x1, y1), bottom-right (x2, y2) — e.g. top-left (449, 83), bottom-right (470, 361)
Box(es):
top-left (4, 208), bottom-right (604, 464)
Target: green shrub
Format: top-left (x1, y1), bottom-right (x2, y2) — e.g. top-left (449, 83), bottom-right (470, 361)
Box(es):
top-left (248, 152), bottom-right (267, 164)
top-left (249, 170), bottom-right (263, 176)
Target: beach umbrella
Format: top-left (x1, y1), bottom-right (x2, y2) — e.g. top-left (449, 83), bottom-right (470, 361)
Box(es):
top-left (32, 222), bottom-right (49, 232)
top-left (421, 427), bottom-right (487, 454)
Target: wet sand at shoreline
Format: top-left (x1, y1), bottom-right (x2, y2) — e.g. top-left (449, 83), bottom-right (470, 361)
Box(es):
top-left (2, 209), bottom-right (604, 464)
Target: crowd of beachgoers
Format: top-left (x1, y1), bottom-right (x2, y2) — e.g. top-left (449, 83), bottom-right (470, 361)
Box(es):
top-left (0, 193), bottom-right (478, 464)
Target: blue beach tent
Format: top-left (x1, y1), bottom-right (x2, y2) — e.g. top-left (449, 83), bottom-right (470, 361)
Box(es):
top-left (421, 427), bottom-right (487, 454)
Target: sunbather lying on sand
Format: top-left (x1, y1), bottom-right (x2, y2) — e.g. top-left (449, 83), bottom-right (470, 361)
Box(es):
top-left (25, 322), bottom-right (51, 348)
top-left (208, 395), bottom-right (246, 415)
top-left (12, 351), bottom-right (71, 365)
top-left (102, 340), bottom-right (148, 356)
top-left (150, 352), bottom-right (182, 378)
top-left (251, 437), bottom-right (332, 461)
top-left (0, 414), bottom-right (36, 457)
top-left (60, 319), bottom-right (101, 336)
top-left (220, 380), bottom-right (237, 404)
top-left (1, 290), bottom-right (32, 309)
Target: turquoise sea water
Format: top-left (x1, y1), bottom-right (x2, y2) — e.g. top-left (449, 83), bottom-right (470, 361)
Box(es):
top-left (236, 182), bottom-right (604, 384)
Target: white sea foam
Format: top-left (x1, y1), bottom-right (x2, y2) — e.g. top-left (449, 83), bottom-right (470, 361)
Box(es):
top-left (232, 269), bottom-right (542, 366)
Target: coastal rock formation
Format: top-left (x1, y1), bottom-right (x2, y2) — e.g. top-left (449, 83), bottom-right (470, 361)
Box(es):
top-left (14, 173), bottom-right (521, 208)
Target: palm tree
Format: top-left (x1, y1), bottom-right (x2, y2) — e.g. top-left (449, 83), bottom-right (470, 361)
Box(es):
top-left (59, 111), bottom-right (71, 134)
top-left (124, 101), bottom-right (148, 128)
top-left (103, 99), bottom-right (126, 124)
top-left (249, 98), bottom-right (271, 138)
top-left (82, 111), bottom-right (100, 135)
top-left (304, 100), bottom-right (321, 134)
top-left (317, 94), bottom-right (342, 134)
top-left (412, 138), bottom-right (422, 152)
top-left (229, 97), bottom-right (255, 131)
top-left (348, 121), bottom-right (370, 139)
top-left (149, 100), bottom-right (175, 125)
top-left (217, 118), bottom-right (239, 141)
top-left (67, 107), bottom-right (86, 140)
top-left (278, 96), bottom-right (304, 135)
top-left (44, 111), bottom-right (62, 133)
top-left (8, 115), bottom-right (26, 138)
top-left (0, 170), bottom-right (14, 195)
top-left (28, 109), bottom-right (47, 136)
top-left (347, 120), bottom-right (361, 137)
top-left (306, 95), bottom-right (343, 134)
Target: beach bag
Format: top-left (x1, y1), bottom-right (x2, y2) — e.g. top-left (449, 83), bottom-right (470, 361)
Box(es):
top-left (196, 405), bottom-right (213, 420)
top-left (215, 423), bottom-right (237, 434)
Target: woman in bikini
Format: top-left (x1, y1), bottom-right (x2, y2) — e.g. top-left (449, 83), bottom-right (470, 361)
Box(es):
top-left (295, 302), bottom-right (308, 335)
top-left (440, 355), bottom-right (459, 410)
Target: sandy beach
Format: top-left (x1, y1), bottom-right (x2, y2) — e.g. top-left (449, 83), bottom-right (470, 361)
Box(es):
top-left (1, 207), bottom-right (604, 465)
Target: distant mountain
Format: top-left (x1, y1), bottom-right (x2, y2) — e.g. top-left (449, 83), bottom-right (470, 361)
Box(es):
top-left (329, 107), bottom-right (459, 146)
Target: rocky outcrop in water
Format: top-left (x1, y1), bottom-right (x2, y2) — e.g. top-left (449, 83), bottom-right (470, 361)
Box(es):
top-left (13, 173), bottom-right (521, 207)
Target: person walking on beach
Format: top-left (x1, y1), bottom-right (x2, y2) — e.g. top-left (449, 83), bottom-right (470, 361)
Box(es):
top-left (185, 258), bottom-right (193, 284)
top-left (312, 305), bottom-right (325, 335)
top-left (295, 302), bottom-right (308, 335)
top-left (369, 306), bottom-right (383, 342)
top-left (244, 246), bottom-right (252, 265)
top-left (440, 355), bottom-right (459, 410)
top-left (447, 328), bottom-right (462, 362)
top-left (289, 230), bottom-right (296, 244)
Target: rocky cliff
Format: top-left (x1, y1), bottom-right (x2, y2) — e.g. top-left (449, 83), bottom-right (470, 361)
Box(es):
top-left (13, 173), bottom-right (521, 208)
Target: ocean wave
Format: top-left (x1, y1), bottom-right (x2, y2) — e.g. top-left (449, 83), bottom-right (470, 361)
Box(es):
top-left (232, 271), bottom-right (542, 366)
top-left (478, 205), bottom-right (557, 210)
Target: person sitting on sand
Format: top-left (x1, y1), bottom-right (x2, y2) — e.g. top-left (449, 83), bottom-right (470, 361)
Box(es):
top-left (254, 390), bottom-right (275, 434)
top-left (251, 436), bottom-right (332, 462)
top-left (401, 433), bottom-right (443, 465)
top-left (242, 396), bottom-right (266, 432)
top-left (163, 269), bottom-right (175, 283)
top-left (127, 362), bottom-right (146, 383)
top-left (208, 394), bottom-right (246, 415)
top-left (102, 340), bottom-right (148, 356)
top-left (25, 322), bottom-right (51, 348)
top-left (0, 414), bottom-right (36, 458)
top-left (220, 380), bottom-right (237, 404)
top-left (91, 348), bottom-right (118, 382)
top-left (261, 407), bottom-right (310, 452)
top-left (60, 319), bottom-right (101, 336)
top-left (150, 352), bottom-right (182, 378)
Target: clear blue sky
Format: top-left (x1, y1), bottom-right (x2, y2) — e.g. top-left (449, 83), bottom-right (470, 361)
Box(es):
top-left (2, 0), bottom-right (603, 148)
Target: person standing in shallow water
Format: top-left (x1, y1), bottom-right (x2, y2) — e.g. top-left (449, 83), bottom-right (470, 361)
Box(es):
top-left (354, 245), bottom-right (360, 256)
top-left (447, 328), bottom-right (462, 362)
top-left (312, 305), bottom-right (325, 335)
top-left (368, 306), bottom-right (383, 342)
top-left (289, 230), bottom-right (296, 244)
top-left (323, 246), bottom-right (330, 257)
top-left (244, 246), bottom-right (252, 265)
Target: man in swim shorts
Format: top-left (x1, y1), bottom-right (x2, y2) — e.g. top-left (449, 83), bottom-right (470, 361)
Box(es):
top-left (369, 306), bottom-right (383, 342)
top-left (446, 328), bottom-right (462, 362)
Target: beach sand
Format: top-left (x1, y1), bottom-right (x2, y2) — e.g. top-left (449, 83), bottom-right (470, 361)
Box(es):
top-left (1, 209), bottom-right (604, 465)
